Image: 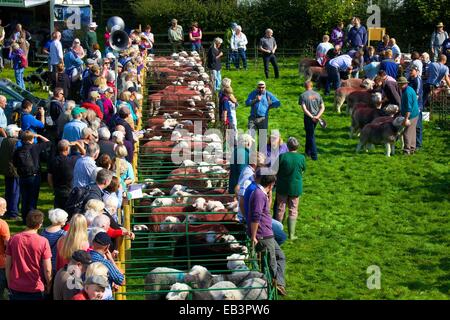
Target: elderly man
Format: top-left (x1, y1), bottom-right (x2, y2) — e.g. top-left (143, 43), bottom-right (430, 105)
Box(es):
top-left (207, 37), bottom-right (224, 92)
top-left (388, 38), bottom-right (401, 62)
top-left (423, 54), bottom-right (450, 109)
top-left (48, 139), bottom-right (85, 208)
top-left (299, 81), bottom-right (325, 161)
top-left (398, 77), bottom-right (419, 155)
top-left (0, 125), bottom-right (21, 220)
top-left (274, 137), bottom-right (306, 240)
top-left (62, 107), bottom-right (87, 142)
top-left (316, 35), bottom-right (334, 67)
top-left (72, 142), bottom-right (100, 188)
top-left (374, 71), bottom-right (401, 107)
top-left (49, 31), bottom-right (63, 74)
top-left (168, 19), bottom-right (184, 53)
top-left (259, 29), bottom-right (279, 79)
top-left (431, 22), bottom-right (448, 62)
top-left (245, 81), bottom-right (281, 136)
top-left (0, 95), bottom-right (7, 138)
top-left (347, 17), bottom-right (367, 50)
top-left (97, 127), bottom-right (116, 159)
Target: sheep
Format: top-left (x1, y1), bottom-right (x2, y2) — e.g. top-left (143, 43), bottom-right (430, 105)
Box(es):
top-left (206, 200), bottom-right (226, 212)
top-left (226, 201), bottom-right (239, 213)
top-left (163, 118), bottom-right (178, 128)
top-left (166, 283), bottom-right (192, 300)
top-left (149, 136), bottom-right (163, 141)
top-left (192, 197), bottom-right (207, 211)
top-left (151, 197), bottom-right (175, 207)
top-left (208, 281), bottom-right (243, 300)
top-left (240, 278), bottom-right (268, 300)
top-left (227, 254), bottom-right (249, 271)
top-left (184, 265), bottom-right (214, 289)
top-left (144, 267), bottom-right (187, 300)
top-left (160, 216), bottom-right (181, 233)
top-left (133, 224), bottom-right (149, 232)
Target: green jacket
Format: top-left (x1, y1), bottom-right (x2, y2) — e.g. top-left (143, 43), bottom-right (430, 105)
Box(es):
top-left (223, 28), bottom-right (233, 48)
top-left (276, 152), bottom-right (306, 197)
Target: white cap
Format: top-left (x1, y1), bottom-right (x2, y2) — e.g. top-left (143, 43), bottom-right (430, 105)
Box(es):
top-left (6, 124), bottom-right (21, 137)
top-left (106, 52), bottom-right (116, 60)
top-left (257, 81), bottom-right (266, 86)
top-left (89, 22), bottom-right (98, 28)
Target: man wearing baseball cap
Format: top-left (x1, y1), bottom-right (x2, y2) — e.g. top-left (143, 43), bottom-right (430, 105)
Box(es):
top-left (89, 232), bottom-right (125, 289)
top-left (53, 250), bottom-right (92, 300)
top-left (398, 77), bottom-right (419, 155)
top-left (62, 107), bottom-right (87, 142)
top-left (245, 80), bottom-right (281, 137)
top-left (71, 275), bottom-right (109, 300)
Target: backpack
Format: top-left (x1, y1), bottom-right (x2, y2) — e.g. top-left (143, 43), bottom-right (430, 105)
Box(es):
top-left (13, 146), bottom-right (36, 177)
top-left (18, 53), bottom-right (28, 68)
top-left (64, 185), bottom-right (92, 217)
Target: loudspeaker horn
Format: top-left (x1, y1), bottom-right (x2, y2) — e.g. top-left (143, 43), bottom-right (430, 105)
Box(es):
top-left (107, 16), bottom-right (125, 33)
top-left (110, 29), bottom-right (129, 51)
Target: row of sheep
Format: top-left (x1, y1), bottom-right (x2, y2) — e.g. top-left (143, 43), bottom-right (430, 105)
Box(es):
top-left (145, 254), bottom-right (268, 300)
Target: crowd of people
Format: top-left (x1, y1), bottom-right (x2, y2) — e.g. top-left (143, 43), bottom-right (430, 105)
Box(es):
top-left (0, 18), bottom-right (153, 300)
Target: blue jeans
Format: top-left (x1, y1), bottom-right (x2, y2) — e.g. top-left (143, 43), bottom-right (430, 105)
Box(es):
top-left (9, 289), bottom-right (44, 301)
top-left (325, 64), bottom-right (340, 95)
top-left (226, 48), bottom-right (234, 69)
top-left (212, 69), bottom-right (221, 91)
top-left (272, 219), bottom-right (287, 246)
top-left (262, 54), bottom-right (279, 78)
top-left (233, 48), bottom-right (247, 69)
top-left (191, 43), bottom-right (202, 52)
top-left (304, 115), bottom-right (318, 160)
top-left (4, 176), bottom-right (20, 218)
top-left (19, 174), bottom-right (41, 224)
top-left (14, 68), bottom-right (25, 89)
top-left (416, 111), bottom-right (423, 148)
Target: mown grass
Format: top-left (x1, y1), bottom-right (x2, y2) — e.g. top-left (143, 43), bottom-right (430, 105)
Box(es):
top-left (1, 59), bottom-right (449, 300)
top-left (223, 57), bottom-right (450, 299)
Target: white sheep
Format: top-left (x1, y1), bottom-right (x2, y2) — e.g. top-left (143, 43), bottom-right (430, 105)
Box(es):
top-left (170, 184), bottom-right (186, 195)
top-left (163, 118), bottom-right (178, 127)
top-left (184, 265), bottom-right (214, 289)
top-left (166, 283), bottom-right (192, 300)
top-left (151, 197), bottom-right (175, 207)
top-left (206, 200), bottom-right (225, 212)
top-left (160, 216), bottom-right (180, 233)
top-left (226, 201), bottom-right (239, 213)
top-left (240, 278), bottom-right (268, 300)
top-left (192, 197), bottom-right (207, 211)
top-left (144, 267), bottom-right (186, 300)
top-left (208, 281), bottom-right (243, 300)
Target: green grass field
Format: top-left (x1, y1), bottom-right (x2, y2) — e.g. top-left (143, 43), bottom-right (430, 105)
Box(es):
top-left (1, 59), bottom-right (449, 300)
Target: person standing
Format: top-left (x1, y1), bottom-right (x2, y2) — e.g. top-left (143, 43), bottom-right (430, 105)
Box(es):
top-left (72, 142), bottom-right (100, 188)
top-left (0, 197), bottom-right (10, 299)
top-left (347, 17), bottom-right (367, 50)
top-left (246, 172), bottom-right (287, 296)
top-left (397, 77), bottom-right (419, 155)
top-left (245, 81), bottom-right (281, 135)
top-left (0, 95), bottom-right (6, 138)
top-left (189, 22), bottom-right (202, 53)
top-left (300, 81), bottom-right (325, 160)
top-left (316, 35), bottom-right (334, 67)
top-left (143, 25), bottom-right (155, 53)
top-left (13, 131), bottom-right (51, 224)
top-left (0, 19), bottom-right (5, 70)
top-left (207, 37), bottom-right (224, 92)
top-left (223, 22), bottom-right (238, 70)
top-left (231, 25), bottom-right (248, 70)
top-left (0, 125), bottom-right (21, 220)
top-left (379, 49), bottom-right (399, 80)
top-left (49, 31), bottom-right (63, 74)
top-left (430, 22), bottom-right (448, 62)
top-left (83, 22), bottom-right (98, 58)
top-left (5, 210), bottom-right (52, 300)
top-left (9, 43), bottom-right (26, 89)
top-left (408, 65), bottom-right (423, 150)
top-left (388, 38), bottom-right (401, 63)
top-left (274, 137), bottom-right (306, 240)
top-left (423, 54), bottom-right (450, 109)
top-left (330, 22), bottom-right (345, 48)
top-left (259, 29), bottom-right (279, 79)
top-left (168, 19), bottom-right (184, 53)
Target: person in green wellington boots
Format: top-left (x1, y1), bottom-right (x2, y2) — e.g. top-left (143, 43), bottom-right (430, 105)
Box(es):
top-left (274, 137), bottom-right (306, 240)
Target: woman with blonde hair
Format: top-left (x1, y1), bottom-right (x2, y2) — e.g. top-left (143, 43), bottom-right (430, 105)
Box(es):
top-left (85, 262), bottom-right (113, 300)
top-left (117, 91), bottom-right (138, 126)
top-left (84, 199), bottom-right (105, 226)
top-left (115, 145), bottom-right (135, 188)
top-left (72, 38), bottom-right (86, 59)
top-left (56, 214), bottom-right (89, 271)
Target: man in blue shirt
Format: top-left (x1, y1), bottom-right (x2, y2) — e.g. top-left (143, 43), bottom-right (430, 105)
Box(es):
top-left (379, 49), bottom-right (399, 79)
top-left (62, 107), bottom-right (87, 142)
top-left (423, 54), bottom-right (450, 109)
top-left (0, 95), bottom-right (7, 137)
top-left (398, 77), bottom-right (419, 155)
top-left (245, 81), bottom-right (280, 136)
top-left (347, 18), bottom-right (367, 50)
top-left (325, 54), bottom-right (359, 95)
top-left (20, 100), bottom-right (45, 134)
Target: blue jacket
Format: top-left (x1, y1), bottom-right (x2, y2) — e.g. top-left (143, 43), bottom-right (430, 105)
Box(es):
top-left (380, 59), bottom-right (399, 79)
top-left (245, 90), bottom-right (280, 117)
top-left (9, 49), bottom-right (25, 70)
top-left (347, 26), bottom-right (367, 48)
top-left (63, 49), bottom-right (83, 71)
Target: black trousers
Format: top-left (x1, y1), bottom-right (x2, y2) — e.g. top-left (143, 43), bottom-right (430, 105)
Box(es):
top-left (262, 54), bottom-right (279, 78)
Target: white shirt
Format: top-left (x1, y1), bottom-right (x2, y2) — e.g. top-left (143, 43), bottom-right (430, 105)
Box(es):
top-left (49, 39), bottom-right (63, 65)
top-left (0, 107), bottom-right (7, 129)
top-left (231, 32), bottom-right (248, 51)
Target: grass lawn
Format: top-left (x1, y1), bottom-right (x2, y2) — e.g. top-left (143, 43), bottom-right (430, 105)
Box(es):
top-left (1, 59), bottom-right (449, 300)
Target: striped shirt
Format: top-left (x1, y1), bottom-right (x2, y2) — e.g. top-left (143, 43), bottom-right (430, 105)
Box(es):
top-left (41, 229), bottom-right (66, 273)
top-left (89, 250), bottom-right (124, 286)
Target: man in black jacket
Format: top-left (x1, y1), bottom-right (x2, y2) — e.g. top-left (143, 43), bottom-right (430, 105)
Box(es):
top-left (13, 130), bottom-right (52, 224)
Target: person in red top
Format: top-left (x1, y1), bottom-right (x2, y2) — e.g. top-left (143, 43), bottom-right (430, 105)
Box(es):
top-left (81, 91), bottom-right (104, 120)
top-left (72, 275), bottom-right (108, 300)
top-left (5, 210), bottom-right (52, 300)
top-left (0, 197), bottom-right (11, 300)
